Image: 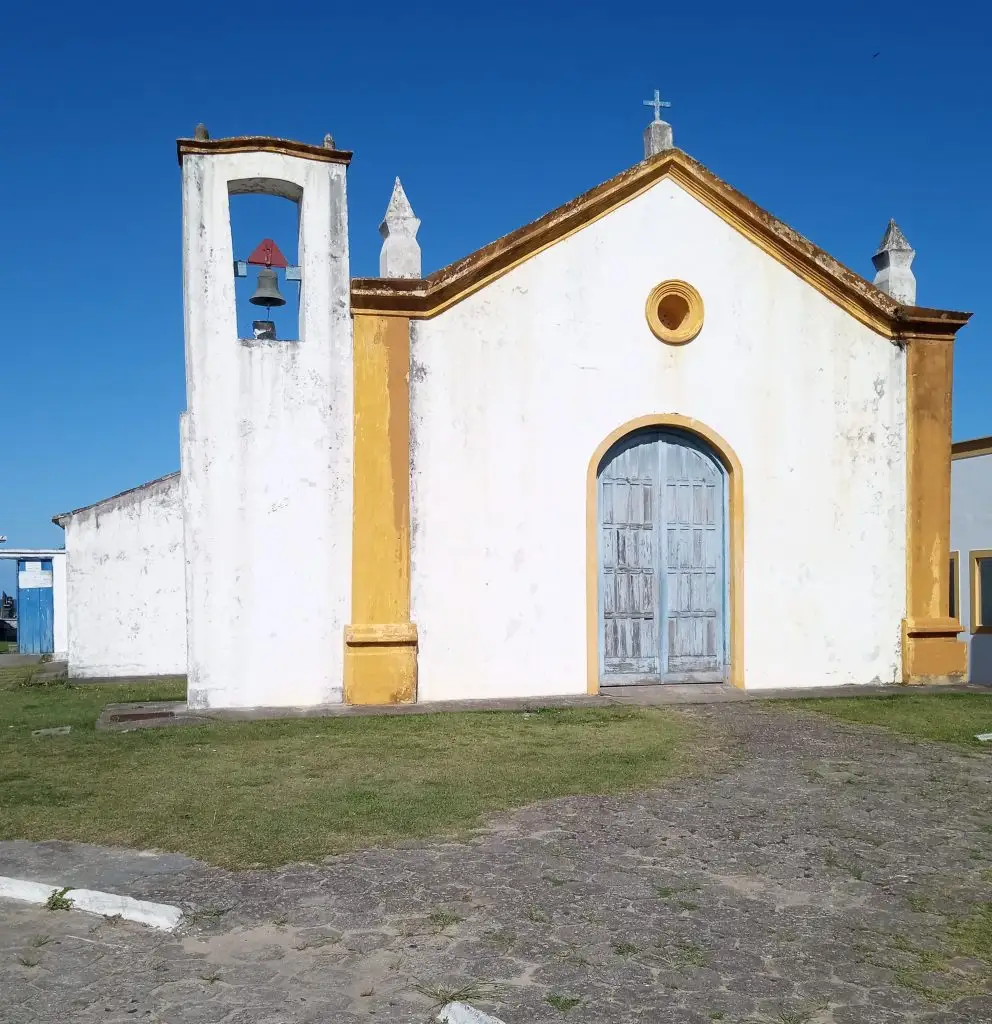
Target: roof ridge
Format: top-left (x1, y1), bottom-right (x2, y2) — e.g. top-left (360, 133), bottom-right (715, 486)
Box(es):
top-left (351, 149), bottom-right (970, 342)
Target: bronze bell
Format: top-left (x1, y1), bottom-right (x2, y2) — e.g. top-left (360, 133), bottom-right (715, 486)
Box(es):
top-left (250, 266), bottom-right (286, 308)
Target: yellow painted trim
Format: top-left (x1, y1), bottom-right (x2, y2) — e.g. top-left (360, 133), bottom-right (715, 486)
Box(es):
top-left (665, 164), bottom-right (895, 340)
top-left (645, 280), bottom-right (704, 345)
top-left (351, 150), bottom-right (970, 345)
top-left (950, 550), bottom-right (960, 623)
top-left (351, 166), bottom-right (669, 320)
top-left (346, 623), bottom-right (418, 644)
top-left (902, 337), bottom-right (967, 683)
top-left (969, 550), bottom-right (992, 635)
top-left (345, 314), bottom-right (418, 705)
top-left (586, 414), bottom-right (744, 694)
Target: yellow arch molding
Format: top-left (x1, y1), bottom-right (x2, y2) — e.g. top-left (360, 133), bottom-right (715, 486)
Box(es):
top-left (586, 414), bottom-right (745, 694)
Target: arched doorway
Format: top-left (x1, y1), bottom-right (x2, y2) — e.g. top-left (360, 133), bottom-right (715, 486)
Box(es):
top-left (596, 427), bottom-right (728, 685)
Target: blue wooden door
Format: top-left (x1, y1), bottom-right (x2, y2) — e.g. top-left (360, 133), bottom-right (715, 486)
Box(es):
top-left (598, 431), bottom-right (726, 684)
top-left (17, 559), bottom-right (54, 655)
top-left (599, 434), bottom-right (661, 679)
top-left (660, 441), bottom-right (725, 681)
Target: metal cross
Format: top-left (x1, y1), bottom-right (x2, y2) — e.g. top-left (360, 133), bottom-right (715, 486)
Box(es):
top-left (644, 89), bottom-right (671, 122)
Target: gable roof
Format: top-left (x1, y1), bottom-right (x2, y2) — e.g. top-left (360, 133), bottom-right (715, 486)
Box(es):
top-left (53, 472), bottom-right (180, 528)
top-left (351, 148), bottom-right (970, 343)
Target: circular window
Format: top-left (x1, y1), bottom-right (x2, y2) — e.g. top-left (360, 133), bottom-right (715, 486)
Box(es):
top-left (645, 280), bottom-right (704, 345)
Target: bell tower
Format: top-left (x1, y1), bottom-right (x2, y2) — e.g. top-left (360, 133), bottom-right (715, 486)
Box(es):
top-left (177, 130), bottom-right (354, 709)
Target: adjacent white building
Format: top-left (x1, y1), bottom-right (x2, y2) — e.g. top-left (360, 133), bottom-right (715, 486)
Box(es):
top-left (47, 113), bottom-right (973, 704)
top-left (950, 438), bottom-right (992, 684)
top-left (53, 474), bottom-right (185, 678)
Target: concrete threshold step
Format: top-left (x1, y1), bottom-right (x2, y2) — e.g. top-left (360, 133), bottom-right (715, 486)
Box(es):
top-left (94, 682), bottom-right (989, 731)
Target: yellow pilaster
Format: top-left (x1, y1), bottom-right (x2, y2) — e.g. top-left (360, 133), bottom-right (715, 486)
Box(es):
top-left (903, 336), bottom-right (967, 683)
top-left (344, 314), bottom-right (417, 704)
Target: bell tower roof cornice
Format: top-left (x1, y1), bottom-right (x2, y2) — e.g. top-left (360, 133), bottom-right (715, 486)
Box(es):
top-left (177, 135), bottom-right (353, 167)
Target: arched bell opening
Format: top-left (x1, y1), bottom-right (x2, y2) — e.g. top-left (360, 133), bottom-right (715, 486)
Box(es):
top-left (228, 189), bottom-right (302, 342)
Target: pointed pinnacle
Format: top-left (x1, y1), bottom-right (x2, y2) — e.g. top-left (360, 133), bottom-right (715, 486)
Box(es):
top-left (875, 218), bottom-right (913, 255)
top-left (379, 177), bottom-right (420, 238)
top-left (385, 177), bottom-right (415, 219)
top-left (194, 123), bottom-right (209, 140)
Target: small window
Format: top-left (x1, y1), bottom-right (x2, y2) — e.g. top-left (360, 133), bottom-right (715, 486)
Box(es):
top-left (969, 550), bottom-right (992, 633)
top-left (950, 551), bottom-right (959, 621)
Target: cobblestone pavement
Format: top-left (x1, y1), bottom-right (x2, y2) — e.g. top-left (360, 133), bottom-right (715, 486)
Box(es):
top-left (2, 702), bottom-right (991, 1024)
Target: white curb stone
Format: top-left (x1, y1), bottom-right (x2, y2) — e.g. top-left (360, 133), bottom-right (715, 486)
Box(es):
top-left (437, 1002), bottom-right (507, 1024)
top-left (0, 875), bottom-right (183, 931)
top-left (0, 877), bottom-right (57, 905)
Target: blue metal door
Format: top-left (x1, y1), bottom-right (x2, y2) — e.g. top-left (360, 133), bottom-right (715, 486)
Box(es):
top-left (17, 559), bottom-right (54, 655)
top-left (598, 430), bottom-right (726, 684)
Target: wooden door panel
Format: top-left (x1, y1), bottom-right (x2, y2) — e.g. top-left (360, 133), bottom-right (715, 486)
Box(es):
top-left (600, 435), bottom-right (660, 678)
top-left (600, 429), bottom-right (726, 685)
top-left (661, 442), bottom-right (725, 679)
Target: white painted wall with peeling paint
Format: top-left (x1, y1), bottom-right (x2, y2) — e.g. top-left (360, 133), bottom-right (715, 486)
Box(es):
top-left (63, 475), bottom-right (186, 678)
top-left (179, 150), bottom-right (353, 710)
top-left (410, 177), bottom-right (907, 699)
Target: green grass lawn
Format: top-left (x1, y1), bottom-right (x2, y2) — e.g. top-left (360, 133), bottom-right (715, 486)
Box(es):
top-left (794, 692), bottom-right (992, 747)
top-left (0, 669), bottom-right (705, 869)
top-left (0, 640), bottom-right (17, 653)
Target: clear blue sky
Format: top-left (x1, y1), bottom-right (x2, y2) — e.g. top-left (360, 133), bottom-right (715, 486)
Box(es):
top-left (2, 1), bottom-right (990, 594)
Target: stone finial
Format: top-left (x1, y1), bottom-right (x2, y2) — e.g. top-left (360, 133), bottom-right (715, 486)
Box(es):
top-left (378, 177), bottom-right (422, 278)
top-left (872, 219), bottom-right (916, 305)
top-left (644, 120), bottom-right (674, 157)
top-left (323, 133), bottom-right (336, 149)
top-left (194, 123), bottom-right (209, 140)
top-left (642, 88), bottom-right (674, 158)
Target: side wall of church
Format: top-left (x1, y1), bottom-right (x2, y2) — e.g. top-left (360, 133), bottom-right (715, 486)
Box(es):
top-left (180, 151), bottom-right (353, 709)
top-left (64, 475), bottom-right (187, 679)
top-left (409, 178), bottom-right (907, 698)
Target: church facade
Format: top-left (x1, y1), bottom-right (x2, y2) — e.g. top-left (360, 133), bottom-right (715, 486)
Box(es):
top-left (54, 119), bottom-right (971, 707)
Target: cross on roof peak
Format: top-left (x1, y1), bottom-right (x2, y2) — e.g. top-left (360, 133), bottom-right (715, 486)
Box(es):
top-left (644, 89), bottom-right (671, 123)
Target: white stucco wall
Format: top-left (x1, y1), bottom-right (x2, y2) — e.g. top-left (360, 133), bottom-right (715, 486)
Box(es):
top-left (410, 177), bottom-right (907, 699)
top-left (64, 475), bottom-right (186, 678)
top-left (180, 150), bottom-right (352, 709)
